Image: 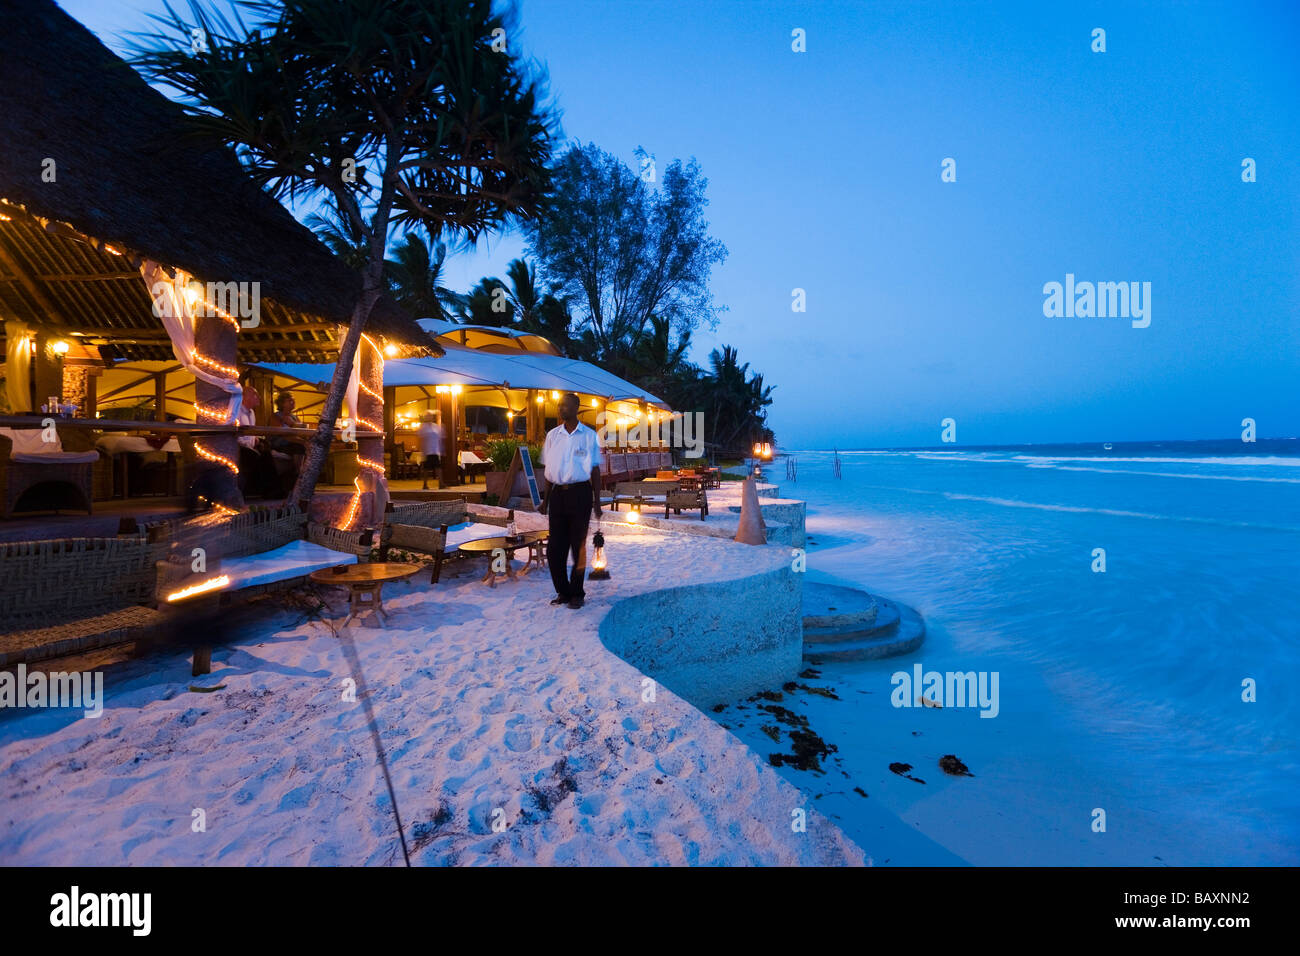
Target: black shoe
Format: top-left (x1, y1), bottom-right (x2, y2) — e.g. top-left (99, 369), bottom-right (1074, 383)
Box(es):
top-left (567, 596), bottom-right (584, 609)
top-left (550, 595), bottom-right (569, 606)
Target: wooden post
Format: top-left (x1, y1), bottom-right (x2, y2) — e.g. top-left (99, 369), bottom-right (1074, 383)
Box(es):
top-left (155, 370), bottom-right (167, 421)
top-left (192, 305), bottom-right (243, 509)
top-left (438, 389), bottom-right (458, 487)
top-left (357, 338), bottom-right (387, 526)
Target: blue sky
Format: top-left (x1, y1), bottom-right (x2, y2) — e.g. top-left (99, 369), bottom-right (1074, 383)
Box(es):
top-left (64, 0), bottom-right (1300, 448)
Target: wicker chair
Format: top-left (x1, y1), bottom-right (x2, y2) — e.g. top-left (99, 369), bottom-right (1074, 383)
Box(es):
top-left (0, 425), bottom-right (99, 518)
top-left (379, 498), bottom-right (470, 583)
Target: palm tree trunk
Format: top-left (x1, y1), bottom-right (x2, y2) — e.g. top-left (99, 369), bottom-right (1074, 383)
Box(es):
top-left (289, 283), bottom-right (382, 507)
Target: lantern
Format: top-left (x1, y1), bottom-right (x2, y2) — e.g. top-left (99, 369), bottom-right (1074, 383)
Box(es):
top-left (589, 528), bottom-right (610, 579)
top-left (625, 508), bottom-right (640, 525)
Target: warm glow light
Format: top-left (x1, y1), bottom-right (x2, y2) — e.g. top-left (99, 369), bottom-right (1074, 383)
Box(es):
top-left (104, 245), bottom-right (123, 256)
top-left (51, 340), bottom-right (69, 355)
top-left (383, 343), bottom-right (399, 357)
top-left (435, 385), bottom-right (449, 394)
top-left (592, 552), bottom-right (606, 570)
top-left (506, 411), bottom-right (514, 419)
top-left (183, 282), bottom-right (203, 307)
top-left (550, 391), bottom-right (559, 400)
top-left (626, 510), bottom-right (640, 524)
top-left (166, 575), bottom-right (230, 602)
top-left (451, 385), bottom-right (462, 395)
top-left (590, 398), bottom-right (599, 407)
top-left (535, 395), bottom-right (544, 404)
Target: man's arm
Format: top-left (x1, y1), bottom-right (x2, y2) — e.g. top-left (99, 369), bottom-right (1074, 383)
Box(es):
top-left (590, 464), bottom-right (602, 517)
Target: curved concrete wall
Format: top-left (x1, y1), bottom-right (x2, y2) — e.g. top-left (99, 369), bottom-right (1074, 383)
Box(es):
top-left (597, 561), bottom-right (803, 709)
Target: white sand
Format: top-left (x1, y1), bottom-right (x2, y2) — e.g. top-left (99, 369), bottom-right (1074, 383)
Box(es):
top-left (0, 522), bottom-right (866, 866)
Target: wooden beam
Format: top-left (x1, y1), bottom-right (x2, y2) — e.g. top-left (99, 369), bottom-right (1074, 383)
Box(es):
top-left (0, 237), bottom-right (69, 326)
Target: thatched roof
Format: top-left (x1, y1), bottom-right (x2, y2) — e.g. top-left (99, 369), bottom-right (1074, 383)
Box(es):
top-left (0, 0), bottom-right (441, 363)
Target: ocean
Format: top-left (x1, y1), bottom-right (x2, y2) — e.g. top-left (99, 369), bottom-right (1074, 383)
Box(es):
top-left (751, 441), bottom-right (1300, 864)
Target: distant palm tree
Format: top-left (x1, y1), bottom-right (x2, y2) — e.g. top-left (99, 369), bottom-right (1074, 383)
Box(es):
top-left (305, 208), bottom-right (368, 271)
top-left (706, 345), bottom-right (774, 453)
top-left (457, 258), bottom-right (576, 351)
top-left (386, 234), bottom-right (463, 321)
top-left (624, 315), bottom-right (691, 396)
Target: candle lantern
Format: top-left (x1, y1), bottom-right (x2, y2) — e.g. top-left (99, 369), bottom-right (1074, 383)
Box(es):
top-left (589, 528), bottom-right (610, 579)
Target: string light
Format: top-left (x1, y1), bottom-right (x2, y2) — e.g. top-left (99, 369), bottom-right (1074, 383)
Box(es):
top-left (193, 400), bottom-right (230, 422)
top-left (356, 456), bottom-right (385, 474)
top-left (191, 349), bottom-right (239, 377)
top-left (194, 442), bottom-right (238, 473)
top-left (354, 416), bottom-right (384, 434)
top-left (341, 476), bottom-right (365, 530)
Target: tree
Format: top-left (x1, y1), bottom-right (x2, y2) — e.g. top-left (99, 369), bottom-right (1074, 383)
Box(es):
top-left (525, 143), bottom-right (727, 357)
top-left (386, 234), bottom-right (464, 321)
top-left (458, 257), bottom-right (577, 351)
top-left (135, 0), bottom-right (553, 508)
top-left (704, 345), bottom-right (774, 454)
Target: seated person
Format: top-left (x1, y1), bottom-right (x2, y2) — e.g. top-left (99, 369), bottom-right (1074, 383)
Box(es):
top-left (236, 384), bottom-right (277, 498)
top-left (269, 391), bottom-right (307, 490)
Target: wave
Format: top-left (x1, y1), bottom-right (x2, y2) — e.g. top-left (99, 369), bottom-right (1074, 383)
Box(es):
top-left (1025, 464), bottom-right (1300, 484)
top-left (939, 491), bottom-right (1300, 531)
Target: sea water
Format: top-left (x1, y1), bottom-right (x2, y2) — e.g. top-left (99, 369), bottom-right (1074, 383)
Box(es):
top-left (778, 442), bottom-right (1299, 865)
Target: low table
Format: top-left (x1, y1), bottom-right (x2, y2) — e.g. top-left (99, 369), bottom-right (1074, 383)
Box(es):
top-left (456, 530), bottom-right (548, 587)
top-left (309, 562), bottom-right (421, 624)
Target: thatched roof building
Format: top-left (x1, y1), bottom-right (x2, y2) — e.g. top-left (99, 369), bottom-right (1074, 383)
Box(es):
top-left (0, 0), bottom-right (439, 364)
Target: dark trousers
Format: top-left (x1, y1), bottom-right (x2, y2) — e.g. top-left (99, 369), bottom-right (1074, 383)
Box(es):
top-left (547, 481), bottom-right (593, 598)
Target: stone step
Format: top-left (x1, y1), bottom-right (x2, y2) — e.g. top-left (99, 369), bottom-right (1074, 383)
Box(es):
top-left (802, 581), bottom-right (878, 634)
top-left (803, 592), bottom-right (925, 663)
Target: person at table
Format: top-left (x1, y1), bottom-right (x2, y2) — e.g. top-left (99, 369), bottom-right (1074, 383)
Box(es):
top-left (268, 391), bottom-right (307, 479)
top-left (539, 392), bottom-right (603, 609)
top-left (235, 384), bottom-right (277, 498)
top-left (416, 410), bottom-right (442, 490)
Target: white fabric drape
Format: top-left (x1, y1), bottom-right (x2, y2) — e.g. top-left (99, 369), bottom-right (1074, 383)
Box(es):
top-left (141, 260), bottom-right (241, 423)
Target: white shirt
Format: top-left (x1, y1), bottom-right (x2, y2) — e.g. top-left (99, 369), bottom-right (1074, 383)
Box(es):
top-left (543, 421), bottom-right (604, 485)
top-left (417, 422), bottom-right (443, 456)
top-left (237, 407), bottom-right (257, 449)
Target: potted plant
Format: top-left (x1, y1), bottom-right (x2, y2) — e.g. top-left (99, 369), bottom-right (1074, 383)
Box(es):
top-left (483, 438), bottom-right (546, 502)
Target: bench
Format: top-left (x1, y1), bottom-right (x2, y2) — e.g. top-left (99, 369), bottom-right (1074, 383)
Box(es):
top-left (606, 480), bottom-right (677, 511)
top-left (379, 500), bottom-right (529, 583)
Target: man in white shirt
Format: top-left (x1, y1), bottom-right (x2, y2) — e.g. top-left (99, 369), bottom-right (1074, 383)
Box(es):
top-left (540, 392), bottom-right (604, 609)
top-left (235, 384), bottom-right (273, 498)
top-left (416, 411), bottom-right (443, 489)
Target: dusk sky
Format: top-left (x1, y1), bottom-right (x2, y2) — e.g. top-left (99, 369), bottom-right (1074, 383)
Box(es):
top-left (65, 0), bottom-right (1300, 449)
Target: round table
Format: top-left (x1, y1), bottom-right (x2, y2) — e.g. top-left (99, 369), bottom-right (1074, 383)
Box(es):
top-left (456, 530), bottom-right (548, 587)
top-left (308, 562), bottom-right (421, 624)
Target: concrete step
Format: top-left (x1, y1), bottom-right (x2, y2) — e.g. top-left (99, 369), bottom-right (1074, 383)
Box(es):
top-left (802, 587), bottom-right (925, 663)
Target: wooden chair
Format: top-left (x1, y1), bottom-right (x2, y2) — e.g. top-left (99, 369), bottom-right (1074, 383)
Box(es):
top-left (665, 488), bottom-right (708, 520)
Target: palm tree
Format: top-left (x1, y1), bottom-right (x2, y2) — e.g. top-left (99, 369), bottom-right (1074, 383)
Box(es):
top-left (705, 345), bottom-right (774, 453)
top-left (386, 234), bottom-right (463, 321)
top-left (135, 0), bottom-right (554, 506)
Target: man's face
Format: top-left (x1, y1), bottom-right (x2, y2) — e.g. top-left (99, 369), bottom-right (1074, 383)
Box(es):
top-left (559, 394), bottom-right (579, 419)
top-left (243, 387), bottom-right (260, 409)
top-left (279, 396), bottom-right (295, 415)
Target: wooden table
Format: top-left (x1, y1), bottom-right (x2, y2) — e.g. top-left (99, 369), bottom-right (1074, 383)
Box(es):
top-left (456, 530), bottom-right (548, 587)
top-left (309, 562), bottom-right (421, 624)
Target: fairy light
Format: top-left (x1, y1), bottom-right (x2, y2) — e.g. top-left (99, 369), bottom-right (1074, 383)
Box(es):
top-left (191, 350), bottom-right (239, 377)
top-left (193, 399), bottom-right (229, 421)
top-left (341, 476), bottom-right (364, 530)
top-left (194, 442), bottom-right (238, 473)
top-left (354, 416), bottom-right (384, 434)
top-left (356, 456), bottom-right (385, 473)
